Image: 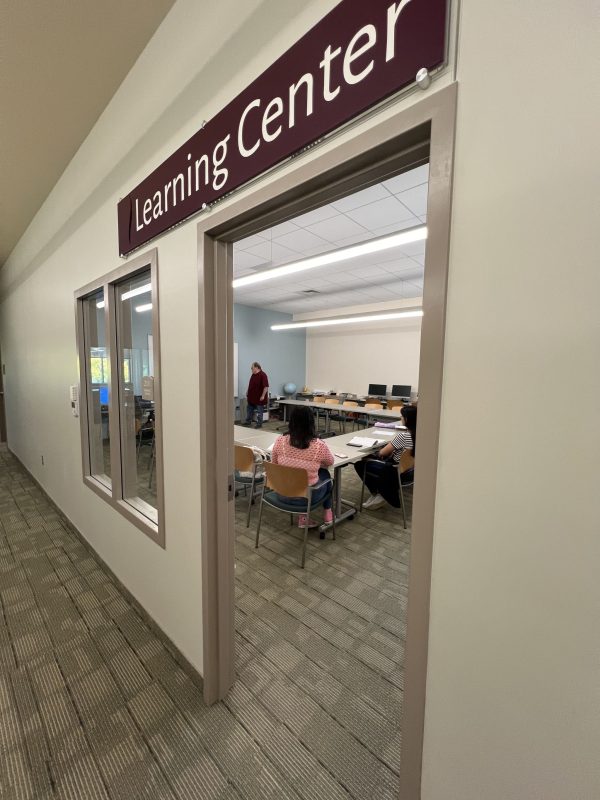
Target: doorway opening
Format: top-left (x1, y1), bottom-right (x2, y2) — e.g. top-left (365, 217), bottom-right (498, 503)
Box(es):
top-left (231, 163), bottom-right (428, 796)
top-left (199, 84), bottom-right (456, 799)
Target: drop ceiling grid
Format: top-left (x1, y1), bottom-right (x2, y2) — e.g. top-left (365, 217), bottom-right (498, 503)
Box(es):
top-left (233, 165), bottom-right (429, 314)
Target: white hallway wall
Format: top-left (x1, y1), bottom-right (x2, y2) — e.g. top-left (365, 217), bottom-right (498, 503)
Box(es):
top-left (0, 1), bottom-right (598, 798)
top-left (0, 0), bottom-right (338, 674)
top-left (421, 1), bottom-right (600, 799)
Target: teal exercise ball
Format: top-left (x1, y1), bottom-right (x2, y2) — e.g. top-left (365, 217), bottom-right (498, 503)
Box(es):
top-left (283, 382), bottom-right (297, 396)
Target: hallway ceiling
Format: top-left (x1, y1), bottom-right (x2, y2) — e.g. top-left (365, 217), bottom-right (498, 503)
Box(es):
top-left (0, 0), bottom-right (175, 268)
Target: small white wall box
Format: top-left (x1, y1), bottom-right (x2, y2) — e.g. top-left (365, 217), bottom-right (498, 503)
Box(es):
top-left (69, 384), bottom-right (80, 417)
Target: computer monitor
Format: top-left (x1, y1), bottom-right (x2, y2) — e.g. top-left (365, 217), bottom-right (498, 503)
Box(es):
top-left (368, 383), bottom-right (387, 396)
top-left (391, 384), bottom-right (411, 398)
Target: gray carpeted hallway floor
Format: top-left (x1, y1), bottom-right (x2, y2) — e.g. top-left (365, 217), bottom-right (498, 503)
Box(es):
top-left (0, 436), bottom-right (409, 799)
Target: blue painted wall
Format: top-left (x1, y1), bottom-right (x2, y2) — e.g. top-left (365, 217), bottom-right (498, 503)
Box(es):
top-left (234, 304), bottom-right (306, 397)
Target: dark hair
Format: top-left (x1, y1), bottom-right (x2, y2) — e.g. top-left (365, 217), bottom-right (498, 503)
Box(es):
top-left (252, 361), bottom-right (261, 370)
top-left (401, 405), bottom-right (417, 456)
top-left (288, 406), bottom-right (316, 449)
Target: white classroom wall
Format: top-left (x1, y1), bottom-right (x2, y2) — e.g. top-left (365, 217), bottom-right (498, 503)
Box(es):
top-left (306, 323), bottom-right (420, 396)
top-left (0, 1), bottom-right (598, 798)
top-left (303, 298), bottom-right (422, 395)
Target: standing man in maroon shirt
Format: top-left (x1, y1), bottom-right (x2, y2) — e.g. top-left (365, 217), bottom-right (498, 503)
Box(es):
top-left (244, 362), bottom-right (269, 428)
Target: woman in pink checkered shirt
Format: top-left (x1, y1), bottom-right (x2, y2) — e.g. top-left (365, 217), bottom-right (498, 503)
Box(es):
top-left (271, 405), bottom-right (334, 528)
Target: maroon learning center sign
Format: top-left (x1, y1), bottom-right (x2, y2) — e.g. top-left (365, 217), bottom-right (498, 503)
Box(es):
top-left (118, 0), bottom-right (448, 256)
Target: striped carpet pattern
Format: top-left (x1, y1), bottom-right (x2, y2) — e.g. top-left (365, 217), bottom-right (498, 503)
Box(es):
top-left (0, 436), bottom-right (409, 799)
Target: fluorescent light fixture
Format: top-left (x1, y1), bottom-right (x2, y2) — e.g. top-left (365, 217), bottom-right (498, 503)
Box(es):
top-left (271, 309), bottom-right (423, 330)
top-left (96, 301), bottom-right (105, 309)
top-left (122, 283), bottom-right (152, 301)
top-left (135, 303), bottom-right (153, 313)
top-left (232, 225), bottom-right (427, 288)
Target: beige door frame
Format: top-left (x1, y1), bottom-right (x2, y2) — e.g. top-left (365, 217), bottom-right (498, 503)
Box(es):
top-left (198, 82), bottom-right (457, 799)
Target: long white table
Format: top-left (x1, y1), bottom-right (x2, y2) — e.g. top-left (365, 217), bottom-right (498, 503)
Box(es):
top-left (277, 398), bottom-right (404, 432)
top-left (233, 424), bottom-right (396, 531)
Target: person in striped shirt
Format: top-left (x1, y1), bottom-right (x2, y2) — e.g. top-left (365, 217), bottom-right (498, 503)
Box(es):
top-left (354, 405), bottom-right (417, 510)
top-left (271, 405), bottom-right (334, 528)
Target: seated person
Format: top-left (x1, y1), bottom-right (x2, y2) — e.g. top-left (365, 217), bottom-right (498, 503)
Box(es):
top-left (354, 405), bottom-right (417, 509)
top-left (271, 406), bottom-right (334, 528)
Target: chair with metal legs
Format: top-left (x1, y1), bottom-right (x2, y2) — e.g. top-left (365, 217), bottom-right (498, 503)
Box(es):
top-left (340, 400), bottom-right (359, 432)
top-left (234, 444), bottom-right (265, 527)
top-left (361, 402), bottom-right (383, 428)
top-left (359, 448), bottom-right (415, 529)
top-left (255, 462), bottom-right (335, 568)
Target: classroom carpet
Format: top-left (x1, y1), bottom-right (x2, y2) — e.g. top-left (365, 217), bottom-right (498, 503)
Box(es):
top-left (0, 433), bottom-right (410, 799)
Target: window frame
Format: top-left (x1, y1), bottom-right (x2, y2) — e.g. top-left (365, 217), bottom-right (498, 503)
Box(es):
top-left (74, 248), bottom-right (165, 547)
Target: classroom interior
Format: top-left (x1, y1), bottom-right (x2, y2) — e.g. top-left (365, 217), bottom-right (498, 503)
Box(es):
top-left (231, 161), bottom-right (428, 794)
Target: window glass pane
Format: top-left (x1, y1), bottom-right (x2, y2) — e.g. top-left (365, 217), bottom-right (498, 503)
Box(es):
top-left (82, 289), bottom-right (111, 486)
top-left (116, 269), bottom-right (157, 522)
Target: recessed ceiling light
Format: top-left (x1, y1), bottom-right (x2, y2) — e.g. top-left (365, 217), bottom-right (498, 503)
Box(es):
top-left (122, 283), bottom-right (152, 301)
top-left (271, 309), bottom-right (423, 330)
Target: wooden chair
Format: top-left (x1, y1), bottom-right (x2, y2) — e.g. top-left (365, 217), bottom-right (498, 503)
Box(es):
top-left (234, 444), bottom-right (265, 528)
top-left (326, 397), bottom-right (354, 432)
top-left (255, 461), bottom-right (335, 568)
top-left (387, 399), bottom-right (405, 411)
top-left (358, 448), bottom-right (415, 529)
top-left (319, 396), bottom-right (340, 433)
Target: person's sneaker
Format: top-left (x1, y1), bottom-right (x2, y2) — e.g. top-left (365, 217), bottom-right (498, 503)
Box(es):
top-left (323, 508), bottom-right (334, 524)
top-left (298, 515), bottom-right (318, 528)
top-left (254, 424), bottom-right (262, 429)
top-left (363, 493), bottom-right (385, 509)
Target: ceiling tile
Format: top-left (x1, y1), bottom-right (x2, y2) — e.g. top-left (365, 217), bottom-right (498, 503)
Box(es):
top-left (397, 183), bottom-right (428, 217)
top-left (233, 250), bottom-right (268, 270)
top-left (334, 232), bottom-right (376, 247)
top-left (331, 183), bottom-right (391, 212)
top-left (347, 265), bottom-right (391, 279)
top-left (382, 164), bottom-right (429, 195)
top-left (345, 196), bottom-right (415, 230)
top-left (269, 242), bottom-right (304, 264)
top-left (305, 214), bottom-right (367, 243)
top-left (293, 205), bottom-right (339, 227)
top-left (244, 240), bottom-right (274, 263)
top-left (268, 220), bottom-right (300, 238)
top-left (274, 228), bottom-right (331, 253)
top-left (399, 241), bottom-right (426, 257)
top-left (365, 216), bottom-right (422, 239)
top-left (234, 232), bottom-right (267, 250)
